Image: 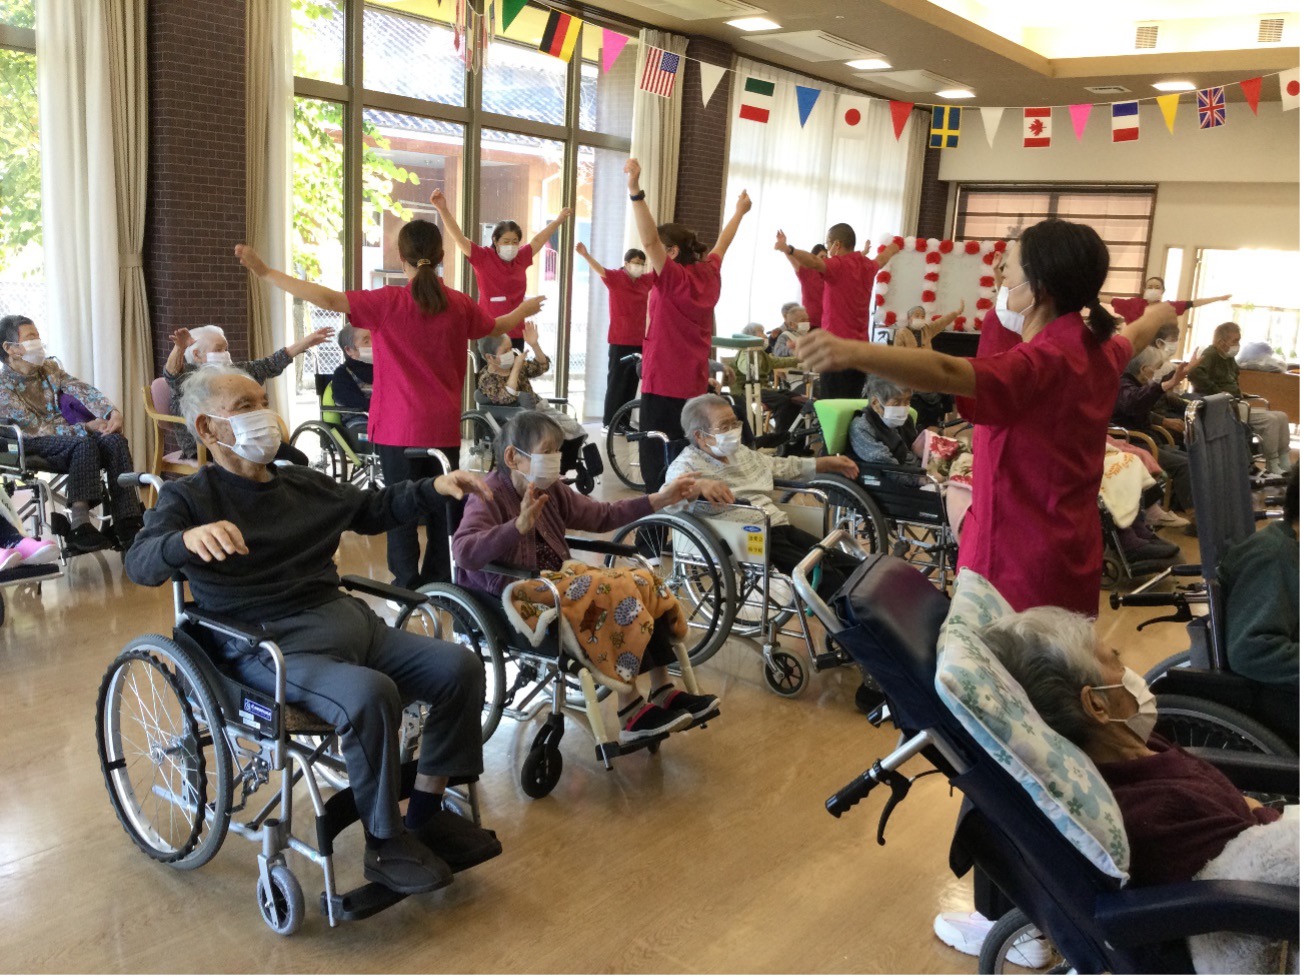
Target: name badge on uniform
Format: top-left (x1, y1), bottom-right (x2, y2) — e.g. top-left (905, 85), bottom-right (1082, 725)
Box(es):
top-left (490, 296), bottom-right (507, 303)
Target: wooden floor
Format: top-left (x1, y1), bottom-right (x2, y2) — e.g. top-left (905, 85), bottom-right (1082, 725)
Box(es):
top-left (0, 450), bottom-right (1198, 973)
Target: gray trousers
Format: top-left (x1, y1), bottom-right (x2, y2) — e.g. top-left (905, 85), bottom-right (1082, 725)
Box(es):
top-left (222, 595), bottom-right (484, 839)
top-left (1247, 408), bottom-right (1291, 460)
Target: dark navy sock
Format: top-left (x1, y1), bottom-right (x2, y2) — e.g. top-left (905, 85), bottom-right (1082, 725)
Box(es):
top-left (404, 788), bottom-right (444, 830)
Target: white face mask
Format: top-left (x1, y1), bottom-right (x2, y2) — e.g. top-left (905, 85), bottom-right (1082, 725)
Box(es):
top-left (880, 405), bottom-right (910, 428)
top-left (497, 244), bottom-right (519, 262)
top-left (793, 321), bottom-right (811, 334)
top-left (993, 286), bottom-right (1026, 335)
top-left (625, 263), bottom-right (646, 279)
top-left (205, 351), bottom-right (233, 366)
top-left (209, 408), bottom-right (282, 465)
top-left (1143, 288), bottom-right (1163, 303)
top-left (496, 348), bottom-right (518, 370)
top-left (12, 339), bottom-right (46, 365)
top-left (357, 347), bottom-right (374, 364)
top-left (707, 429), bottom-right (741, 458)
top-left (910, 315), bottom-right (926, 328)
top-left (518, 449), bottom-right (562, 489)
top-left (1160, 340), bottom-right (1178, 357)
top-left (1092, 667), bottom-right (1158, 742)
top-left (1227, 343), bottom-right (1241, 358)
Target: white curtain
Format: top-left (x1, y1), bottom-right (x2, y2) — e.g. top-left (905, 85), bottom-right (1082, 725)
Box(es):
top-left (36, 0), bottom-right (123, 413)
top-left (246, 0), bottom-right (293, 415)
top-left (627, 28), bottom-right (687, 242)
top-left (719, 56), bottom-right (923, 331)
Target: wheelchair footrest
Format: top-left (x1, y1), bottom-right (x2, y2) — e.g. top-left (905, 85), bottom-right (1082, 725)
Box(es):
top-left (813, 652), bottom-right (847, 671)
top-left (319, 882), bottom-right (407, 923)
top-left (593, 708), bottom-right (719, 764)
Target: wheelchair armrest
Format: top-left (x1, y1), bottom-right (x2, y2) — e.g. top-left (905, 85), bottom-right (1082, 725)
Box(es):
top-left (1184, 747), bottom-right (1299, 795)
top-left (563, 536), bottom-right (640, 558)
top-left (855, 461), bottom-right (929, 478)
top-left (483, 562), bottom-right (536, 581)
top-left (340, 574), bottom-right (427, 608)
top-left (1094, 880), bottom-right (1299, 946)
top-left (182, 607), bottom-right (268, 647)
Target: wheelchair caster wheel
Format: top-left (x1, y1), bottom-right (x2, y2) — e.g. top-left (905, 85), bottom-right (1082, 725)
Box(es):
top-left (256, 863), bottom-right (304, 936)
top-left (763, 651), bottom-right (807, 698)
top-left (521, 744), bottom-right (563, 799)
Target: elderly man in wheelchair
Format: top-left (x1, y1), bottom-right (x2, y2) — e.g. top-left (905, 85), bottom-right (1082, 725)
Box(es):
top-left (123, 364), bottom-right (500, 899)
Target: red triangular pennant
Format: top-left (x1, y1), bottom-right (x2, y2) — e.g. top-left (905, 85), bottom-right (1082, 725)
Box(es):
top-left (1240, 76), bottom-right (1263, 115)
top-left (889, 101), bottom-right (914, 141)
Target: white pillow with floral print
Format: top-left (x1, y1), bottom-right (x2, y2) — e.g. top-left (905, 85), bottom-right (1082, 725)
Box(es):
top-left (935, 569), bottom-right (1130, 881)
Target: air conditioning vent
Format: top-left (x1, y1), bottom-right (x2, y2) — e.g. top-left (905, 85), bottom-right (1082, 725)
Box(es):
top-left (867, 70), bottom-right (968, 94)
top-left (1085, 85), bottom-right (1132, 95)
top-left (747, 30), bottom-right (880, 62)
top-left (1135, 24), bottom-right (1159, 49)
top-left (1258, 17), bottom-right (1285, 43)
top-left (629, 0), bottom-right (764, 20)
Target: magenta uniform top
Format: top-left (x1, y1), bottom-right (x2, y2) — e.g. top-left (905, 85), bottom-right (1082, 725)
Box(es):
top-left (642, 253), bottom-right (721, 401)
top-left (602, 267), bottom-right (653, 347)
top-left (955, 309), bottom-right (1134, 616)
top-left (345, 283), bottom-right (495, 448)
top-left (821, 252), bottom-right (880, 341)
top-left (1110, 296), bottom-right (1189, 325)
top-left (468, 242), bottom-right (534, 339)
top-left (796, 265), bottom-right (825, 330)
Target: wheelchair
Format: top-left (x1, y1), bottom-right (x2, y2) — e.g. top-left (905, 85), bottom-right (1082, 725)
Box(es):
top-left (95, 477), bottom-right (482, 935)
top-left (807, 548), bottom-right (1298, 974)
top-left (288, 374), bottom-right (382, 490)
top-left (1112, 393), bottom-right (1298, 756)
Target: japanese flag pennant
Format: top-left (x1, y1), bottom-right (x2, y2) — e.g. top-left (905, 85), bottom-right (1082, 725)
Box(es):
top-left (836, 94), bottom-right (871, 139)
top-left (638, 46), bottom-right (680, 98)
top-left (1023, 106), bottom-right (1052, 148)
top-left (929, 105), bottom-right (961, 149)
top-left (1281, 68), bottom-right (1300, 111)
top-left (739, 76), bottom-right (775, 123)
top-left (1197, 87), bottom-right (1226, 129)
top-left (1111, 101), bottom-right (1139, 142)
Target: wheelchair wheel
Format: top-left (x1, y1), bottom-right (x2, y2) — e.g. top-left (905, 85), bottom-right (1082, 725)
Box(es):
top-left (461, 412), bottom-right (497, 475)
top-left (808, 476), bottom-right (890, 556)
top-left (1154, 694), bottom-right (1295, 755)
top-left (608, 512), bottom-right (737, 667)
top-left (978, 908), bottom-right (1067, 974)
top-left (606, 400), bottom-right (644, 491)
top-left (256, 862), bottom-right (304, 937)
top-left (763, 650), bottom-right (808, 698)
top-left (96, 636), bottom-right (233, 869)
top-left (521, 745), bottom-right (563, 799)
top-left (289, 422), bottom-right (343, 483)
top-left (397, 586), bottom-right (508, 744)
top-left (1142, 651), bottom-right (1190, 686)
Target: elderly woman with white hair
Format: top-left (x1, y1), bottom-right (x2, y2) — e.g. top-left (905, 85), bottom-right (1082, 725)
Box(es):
top-left (474, 321), bottom-right (584, 439)
top-left (771, 303), bottom-right (811, 358)
top-left (1113, 345), bottom-right (1195, 521)
top-left (162, 322), bottom-right (333, 459)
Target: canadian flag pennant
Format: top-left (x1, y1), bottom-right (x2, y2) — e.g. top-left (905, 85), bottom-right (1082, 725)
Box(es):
top-left (1023, 106), bottom-right (1052, 148)
top-left (889, 101), bottom-right (914, 140)
top-left (1110, 101), bottom-right (1139, 142)
top-left (979, 106), bottom-right (1004, 147)
top-left (1068, 103), bottom-right (1092, 141)
top-left (1239, 77), bottom-right (1262, 115)
top-left (698, 62), bottom-right (727, 107)
top-left (1281, 68), bottom-right (1300, 111)
top-left (836, 93), bottom-right (871, 139)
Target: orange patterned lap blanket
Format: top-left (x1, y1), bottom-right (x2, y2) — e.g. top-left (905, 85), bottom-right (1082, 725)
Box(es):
top-left (501, 561), bottom-right (688, 693)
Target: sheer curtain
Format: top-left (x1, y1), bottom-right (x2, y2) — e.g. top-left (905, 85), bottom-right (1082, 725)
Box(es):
top-left (719, 57), bottom-right (923, 331)
top-left (627, 28), bottom-right (687, 239)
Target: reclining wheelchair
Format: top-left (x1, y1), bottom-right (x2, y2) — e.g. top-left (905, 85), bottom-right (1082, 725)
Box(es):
top-left (95, 475), bottom-right (481, 936)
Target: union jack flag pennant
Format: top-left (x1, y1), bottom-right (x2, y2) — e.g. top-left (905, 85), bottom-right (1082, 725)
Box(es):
top-left (1197, 87), bottom-right (1226, 129)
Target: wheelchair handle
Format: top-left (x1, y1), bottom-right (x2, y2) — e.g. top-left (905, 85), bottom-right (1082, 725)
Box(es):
top-left (1110, 592), bottom-right (1185, 610)
top-left (402, 448), bottom-right (452, 474)
top-left (624, 430), bottom-right (669, 444)
top-left (790, 529), bottom-right (851, 635)
top-left (827, 729), bottom-right (934, 819)
top-left (118, 472), bottom-right (164, 492)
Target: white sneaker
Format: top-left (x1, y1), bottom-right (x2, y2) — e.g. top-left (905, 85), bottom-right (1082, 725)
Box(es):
top-left (933, 911), bottom-right (1053, 968)
top-left (1151, 509), bottom-right (1190, 528)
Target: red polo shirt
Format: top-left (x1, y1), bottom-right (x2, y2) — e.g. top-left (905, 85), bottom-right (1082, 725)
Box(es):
top-left (642, 254), bottom-right (721, 401)
top-left (1109, 296), bottom-right (1190, 325)
top-left (796, 265), bottom-right (825, 330)
top-left (468, 242), bottom-right (534, 339)
top-left (602, 267), bottom-right (652, 347)
top-left (345, 283), bottom-right (495, 448)
top-left (821, 251), bottom-right (880, 341)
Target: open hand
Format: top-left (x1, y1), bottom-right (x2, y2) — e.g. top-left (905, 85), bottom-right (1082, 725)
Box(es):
top-left (650, 473), bottom-right (697, 510)
top-left (183, 520), bottom-right (248, 563)
top-left (304, 326), bottom-right (333, 348)
top-left (234, 244), bottom-right (268, 278)
top-left (818, 454), bottom-right (859, 479)
top-left (774, 229), bottom-right (789, 253)
top-left (522, 319), bottom-right (539, 346)
top-left (697, 479), bottom-right (736, 505)
top-left (170, 328), bottom-right (193, 353)
top-left (435, 469), bottom-right (492, 502)
top-left (735, 190), bottom-right (752, 215)
top-left (794, 330), bottom-right (854, 373)
top-left (519, 295), bottom-right (546, 318)
top-left (556, 207), bottom-right (573, 223)
top-left (515, 485), bottom-right (549, 534)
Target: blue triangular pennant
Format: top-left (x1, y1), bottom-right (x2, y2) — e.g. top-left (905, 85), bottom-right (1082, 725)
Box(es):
top-left (795, 85), bottom-right (821, 127)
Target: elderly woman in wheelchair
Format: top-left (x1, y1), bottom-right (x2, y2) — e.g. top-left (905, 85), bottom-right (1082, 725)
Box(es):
top-left (117, 365), bottom-right (500, 920)
top-left (475, 322), bottom-right (585, 441)
top-left (452, 410), bottom-right (712, 746)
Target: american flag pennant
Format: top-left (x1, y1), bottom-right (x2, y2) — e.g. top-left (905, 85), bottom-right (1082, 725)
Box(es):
top-left (638, 45), bottom-right (680, 98)
top-left (1197, 87), bottom-right (1226, 129)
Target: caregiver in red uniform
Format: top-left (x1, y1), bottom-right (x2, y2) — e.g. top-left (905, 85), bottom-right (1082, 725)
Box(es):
top-left (784, 242), bottom-right (828, 331)
top-left (430, 189), bottom-right (572, 348)
top-left (1109, 273), bottom-right (1229, 324)
top-left (574, 241), bottom-right (653, 427)
top-left (624, 157), bottom-right (752, 492)
top-left (796, 218), bottom-right (1179, 616)
top-left (234, 218), bottom-right (542, 590)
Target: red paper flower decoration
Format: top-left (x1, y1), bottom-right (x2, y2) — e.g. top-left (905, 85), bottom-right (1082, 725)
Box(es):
top-left (921, 290), bottom-right (936, 303)
top-left (974, 315), bottom-right (983, 331)
top-left (876, 244), bottom-right (887, 254)
top-left (876, 270), bottom-right (891, 283)
top-left (976, 297), bottom-right (993, 310)
top-left (924, 271), bottom-right (940, 283)
top-left (993, 240), bottom-right (1007, 253)
top-left (955, 316), bottom-right (967, 328)
top-left (979, 276), bottom-right (995, 288)
top-left (892, 235), bottom-right (905, 248)
top-left (925, 252), bottom-right (942, 265)
top-left (875, 293), bottom-right (886, 306)
top-left (884, 311), bottom-right (897, 326)
top-left (939, 240), bottom-right (954, 254)
top-left (983, 252), bottom-right (997, 266)
top-left (914, 238), bottom-right (928, 252)
top-left (964, 241), bottom-right (981, 255)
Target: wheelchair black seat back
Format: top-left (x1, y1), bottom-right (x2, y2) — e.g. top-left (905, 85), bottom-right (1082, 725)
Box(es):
top-left (461, 393), bottom-right (603, 495)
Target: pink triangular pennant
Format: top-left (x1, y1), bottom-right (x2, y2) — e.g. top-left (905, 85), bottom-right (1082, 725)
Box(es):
top-left (1069, 103), bottom-right (1092, 141)
top-left (889, 101), bottom-right (914, 140)
top-left (600, 30), bottom-right (630, 74)
top-left (1240, 76), bottom-right (1263, 115)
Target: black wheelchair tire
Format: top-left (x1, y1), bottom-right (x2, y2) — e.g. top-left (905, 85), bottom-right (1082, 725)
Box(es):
top-left (256, 862), bottom-right (304, 937)
top-left (461, 412), bottom-right (497, 476)
top-left (1142, 651), bottom-right (1191, 686)
top-left (805, 475), bottom-right (891, 556)
top-left (1154, 693), bottom-right (1296, 756)
top-left (763, 650), bottom-right (808, 698)
top-left (289, 421), bottom-right (344, 483)
top-left (978, 908), bottom-right (1066, 974)
top-left (606, 399), bottom-right (644, 492)
top-left (520, 744), bottom-right (563, 799)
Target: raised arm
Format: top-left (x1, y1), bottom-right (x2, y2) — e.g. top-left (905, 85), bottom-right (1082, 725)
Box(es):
top-left (1185, 292), bottom-right (1232, 309)
top-left (490, 296), bottom-right (546, 337)
top-left (795, 330), bottom-right (976, 397)
top-left (574, 242), bottom-right (608, 280)
top-left (164, 328), bottom-right (193, 377)
top-left (625, 158), bottom-right (668, 274)
top-left (872, 241), bottom-right (902, 266)
top-left (235, 244), bottom-right (349, 314)
top-left (429, 189), bottom-right (473, 258)
top-left (1120, 302), bottom-right (1180, 356)
top-left (775, 229), bottom-right (827, 272)
top-left (528, 207), bottom-right (573, 257)
top-left (926, 300), bottom-right (965, 341)
top-left (710, 191), bottom-right (751, 261)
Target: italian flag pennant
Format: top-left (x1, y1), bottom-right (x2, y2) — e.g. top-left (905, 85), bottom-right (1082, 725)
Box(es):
top-left (739, 77), bottom-right (775, 123)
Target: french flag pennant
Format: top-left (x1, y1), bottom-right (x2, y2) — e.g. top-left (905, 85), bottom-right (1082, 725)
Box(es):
top-left (1111, 101), bottom-right (1139, 142)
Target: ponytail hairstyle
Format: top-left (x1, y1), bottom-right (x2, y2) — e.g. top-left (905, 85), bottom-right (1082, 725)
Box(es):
top-left (398, 219), bottom-right (448, 316)
top-left (1017, 219), bottom-right (1115, 344)
top-left (491, 220), bottom-right (523, 245)
top-left (658, 223), bottom-right (708, 266)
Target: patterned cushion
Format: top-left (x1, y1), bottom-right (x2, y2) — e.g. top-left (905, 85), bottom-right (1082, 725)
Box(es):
top-left (935, 568), bottom-right (1131, 881)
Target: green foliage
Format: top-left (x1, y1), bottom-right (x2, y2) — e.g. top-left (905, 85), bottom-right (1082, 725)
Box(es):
top-left (0, 0), bottom-right (34, 29)
top-left (0, 46), bottom-right (39, 275)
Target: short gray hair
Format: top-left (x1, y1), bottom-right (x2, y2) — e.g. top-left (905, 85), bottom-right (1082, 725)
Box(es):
top-left (1126, 345), bottom-right (1165, 377)
top-left (780, 302), bottom-right (801, 321)
top-left (979, 607), bottom-right (1103, 747)
top-left (184, 324), bottom-right (226, 365)
top-left (741, 322), bottom-right (766, 338)
top-left (494, 410), bottom-right (564, 468)
top-left (477, 333), bottom-right (505, 359)
top-left (338, 323), bottom-right (360, 351)
top-left (680, 393), bottom-right (732, 442)
top-left (863, 373), bottom-right (907, 404)
top-left (178, 364), bottom-right (256, 437)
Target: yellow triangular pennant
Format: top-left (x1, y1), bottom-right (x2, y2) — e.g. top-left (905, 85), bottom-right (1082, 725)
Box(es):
top-left (1156, 94), bottom-right (1180, 133)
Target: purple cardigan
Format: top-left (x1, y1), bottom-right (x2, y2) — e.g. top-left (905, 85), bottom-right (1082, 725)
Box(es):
top-left (452, 467), bottom-right (654, 595)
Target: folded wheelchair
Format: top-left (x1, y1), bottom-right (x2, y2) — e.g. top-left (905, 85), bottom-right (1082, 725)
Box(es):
top-left (95, 477), bottom-right (480, 935)
top-left (802, 547), bottom-right (1298, 974)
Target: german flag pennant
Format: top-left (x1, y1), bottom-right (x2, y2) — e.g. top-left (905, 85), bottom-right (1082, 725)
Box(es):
top-left (538, 10), bottom-right (581, 62)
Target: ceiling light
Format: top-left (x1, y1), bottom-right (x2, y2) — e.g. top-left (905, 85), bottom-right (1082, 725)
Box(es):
top-left (726, 16), bottom-right (780, 31)
top-left (1152, 80), bottom-right (1196, 92)
top-left (846, 58), bottom-right (892, 70)
top-left (936, 89), bottom-right (976, 99)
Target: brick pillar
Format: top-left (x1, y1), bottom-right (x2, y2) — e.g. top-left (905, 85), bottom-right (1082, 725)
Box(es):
top-left (915, 145), bottom-right (949, 240)
top-left (672, 37), bottom-right (733, 243)
top-left (145, 0), bottom-right (248, 375)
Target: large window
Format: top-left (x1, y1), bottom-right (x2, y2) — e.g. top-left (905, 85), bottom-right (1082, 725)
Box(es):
top-left (0, 0), bottom-right (40, 325)
top-left (1191, 248), bottom-right (1300, 360)
top-left (291, 0), bottom-right (634, 421)
top-left (954, 185), bottom-right (1157, 299)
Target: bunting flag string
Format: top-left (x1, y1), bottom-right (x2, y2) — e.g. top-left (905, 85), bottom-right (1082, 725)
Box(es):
top-left (1240, 77), bottom-right (1262, 115)
top-left (978, 106), bottom-right (1003, 147)
top-left (1069, 103), bottom-right (1092, 141)
top-left (1022, 106), bottom-right (1051, 148)
top-left (1156, 93), bottom-right (1181, 132)
top-left (537, 9), bottom-right (581, 62)
top-left (1110, 101), bottom-right (1138, 142)
top-left (599, 29), bottom-right (629, 74)
top-left (889, 100), bottom-right (913, 140)
top-left (794, 85), bottom-right (821, 127)
top-left (699, 62), bottom-right (727, 107)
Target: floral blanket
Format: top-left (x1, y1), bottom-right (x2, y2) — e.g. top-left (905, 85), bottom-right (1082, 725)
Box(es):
top-left (501, 561), bottom-right (687, 693)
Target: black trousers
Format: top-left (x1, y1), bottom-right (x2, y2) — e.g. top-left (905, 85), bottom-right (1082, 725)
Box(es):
top-left (638, 392), bottom-right (685, 493)
top-left (604, 343), bottom-right (642, 427)
top-left (27, 432), bottom-right (142, 522)
top-left (375, 443), bottom-right (460, 589)
top-left (769, 524), bottom-right (862, 599)
top-left (819, 368), bottom-right (866, 400)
